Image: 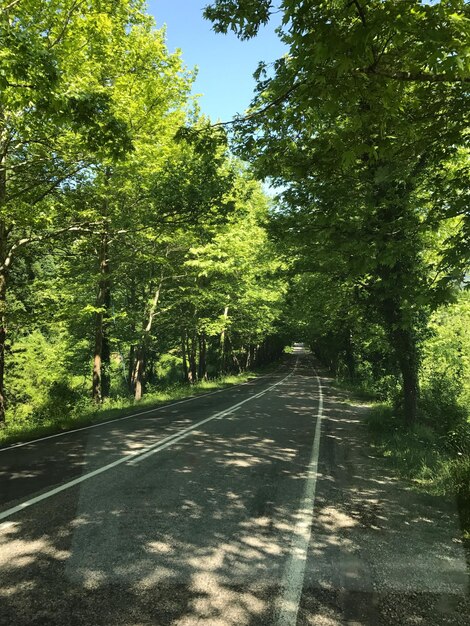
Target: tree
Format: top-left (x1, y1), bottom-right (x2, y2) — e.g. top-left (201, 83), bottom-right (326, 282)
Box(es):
top-left (204, 0), bottom-right (470, 424)
top-left (0, 0), bottom-right (151, 423)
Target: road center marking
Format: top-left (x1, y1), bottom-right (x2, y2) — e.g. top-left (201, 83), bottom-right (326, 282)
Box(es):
top-left (127, 371), bottom-right (293, 465)
top-left (0, 371), bottom-right (278, 452)
top-left (276, 366), bottom-right (323, 626)
top-left (0, 371), bottom-right (293, 526)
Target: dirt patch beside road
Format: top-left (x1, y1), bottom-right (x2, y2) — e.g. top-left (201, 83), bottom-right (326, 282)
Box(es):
top-left (298, 373), bottom-right (469, 626)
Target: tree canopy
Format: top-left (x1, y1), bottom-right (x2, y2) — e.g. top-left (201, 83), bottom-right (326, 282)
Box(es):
top-left (204, 0), bottom-right (470, 425)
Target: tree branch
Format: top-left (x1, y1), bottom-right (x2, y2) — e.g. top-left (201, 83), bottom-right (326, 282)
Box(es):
top-left (48, 0), bottom-right (85, 49)
top-left (368, 67), bottom-right (470, 83)
top-left (1, 0), bottom-right (22, 13)
top-left (0, 221), bottom-right (103, 272)
top-left (350, 0), bottom-right (367, 27)
top-left (209, 80), bottom-right (306, 129)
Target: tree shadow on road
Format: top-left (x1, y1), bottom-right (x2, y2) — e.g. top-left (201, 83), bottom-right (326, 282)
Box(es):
top-left (0, 361), bottom-right (468, 625)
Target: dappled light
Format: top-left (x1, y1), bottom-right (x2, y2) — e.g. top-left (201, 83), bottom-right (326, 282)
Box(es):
top-left (1, 357), bottom-right (468, 624)
top-left (1, 0), bottom-right (469, 623)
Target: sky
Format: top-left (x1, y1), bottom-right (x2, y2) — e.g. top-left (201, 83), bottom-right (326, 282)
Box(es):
top-left (146, 1), bottom-right (286, 123)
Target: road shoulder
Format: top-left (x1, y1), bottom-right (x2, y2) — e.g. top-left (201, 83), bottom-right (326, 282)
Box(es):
top-left (299, 372), bottom-right (469, 626)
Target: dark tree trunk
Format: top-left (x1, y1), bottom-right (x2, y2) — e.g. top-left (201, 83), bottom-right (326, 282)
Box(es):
top-left (126, 279), bottom-right (136, 394)
top-left (344, 330), bottom-right (356, 381)
top-left (226, 335), bottom-right (241, 373)
top-left (181, 332), bottom-right (189, 382)
top-left (188, 335), bottom-right (197, 383)
top-left (198, 333), bottom-right (207, 380)
top-left (381, 293), bottom-right (420, 427)
top-left (101, 307), bottom-right (111, 398)
top-left (0, 142), bottom-right (7, 424)
top-left (92, 229), bottom-right (111, 403)
top-left (219, 305), bottom-right (229, 373)
top-left (0, 257), bottom-right (6, 426)
top-left (393, 327), bottom-right (419, 426)
top-left (127, 345), bottom-right (135, 393)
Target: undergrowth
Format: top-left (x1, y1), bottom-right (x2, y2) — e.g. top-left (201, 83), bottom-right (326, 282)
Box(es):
top-left (365, 402), bottom-right (470, 544)
top-left (0, 370), bottom-right (261, 448)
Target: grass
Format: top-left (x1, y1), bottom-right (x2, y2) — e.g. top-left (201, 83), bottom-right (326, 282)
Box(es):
top-left (0, 368), bottom-right (271, 449)
top-left (330, 378), bottom-right (379, 402)
top-left (365, 401), bottom-right (470, 551)
top-left (331, 377), bottom-right (470, 552)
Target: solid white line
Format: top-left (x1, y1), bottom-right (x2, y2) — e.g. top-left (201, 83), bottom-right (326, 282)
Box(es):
top-left (0, 371), bottom-right (278, 452)
top-left (276, 367), bottom-right (323, 626)
top-left (0, 370), bottom-right (293, 526)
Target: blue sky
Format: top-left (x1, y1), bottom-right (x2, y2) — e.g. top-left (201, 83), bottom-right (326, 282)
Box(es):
top-left (146, 1), bottom-right (286, 123)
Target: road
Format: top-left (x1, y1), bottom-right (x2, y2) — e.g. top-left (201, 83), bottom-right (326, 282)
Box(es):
top-left (0, 349), bottom-right (468, 625)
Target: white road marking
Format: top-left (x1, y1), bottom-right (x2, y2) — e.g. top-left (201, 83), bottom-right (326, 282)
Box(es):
top-left (0, 371), bottom-right (277, 452)
top-left (0, 371), bottom-right (293, 526)
top-left (128, 371), bottom-right (293, 465)
top-left (276, 366), bottom-right (323, 626)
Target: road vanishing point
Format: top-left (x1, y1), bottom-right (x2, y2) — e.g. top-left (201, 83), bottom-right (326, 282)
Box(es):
top-left (0, 347), bottom-right (468, 625)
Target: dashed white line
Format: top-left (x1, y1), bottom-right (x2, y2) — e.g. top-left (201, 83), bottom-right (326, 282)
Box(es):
top-left (0, 370), bottom-right (293, 526)
top-left (128, 370), bottom-right (293, 466)
top-left (0, 371), bottom-right (278, 452)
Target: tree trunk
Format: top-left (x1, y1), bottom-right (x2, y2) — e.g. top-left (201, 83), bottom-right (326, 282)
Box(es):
top-left (220, 305), bottom-right (229, 373)
top-left (132, 280), bottom-right (163, 400)
top-left (126, 278), bottom-right (136, 394)
top-left (92, 229), bottom-right (111, 402)
top-left (245, 345), bottom-right (251, 370)
top-left (226, 335), bottom-right (241, 373)
top-left (189, 334), bottom-right (197, 383)
top-left (0, 260), bottom-right (6, 427)
top-left (344, 329), bottom-right (356, 381)
top-left (127, 345), bottom-right (135, 393)
top-left (132, 346), bottom-right (145, 401)
top-left (0, 141), bottom-right (8, 425)
top-left (181, 331), bottom-right (189, 382)
top-left (393, 327), bottom-right (419, 426)
top-left (198, 333), bottom-right (207, 380)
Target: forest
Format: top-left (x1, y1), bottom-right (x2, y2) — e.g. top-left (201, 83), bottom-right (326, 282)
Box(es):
top-left (0, 1), bottom-right (469, 525)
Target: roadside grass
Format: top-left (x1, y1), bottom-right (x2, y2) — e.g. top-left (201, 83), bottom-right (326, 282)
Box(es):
top-left (0, 367), bottom-right (276, 449)
top-left (329, 378), bottom-right (378, 403)
top-left (331, 378), bottom-right (470, 551)
top-left (365, 402), bottom-right (470, 548)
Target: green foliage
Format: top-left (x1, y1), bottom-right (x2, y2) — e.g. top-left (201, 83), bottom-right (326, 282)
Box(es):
top-left (154, 354), bottom-right (184, 386)
top-left (0, 0), bottom-right (288, 429)
top-left (6, 330), bottom-right (69, 421)
top-left (0, 368), bottom-right (256, 448)
top-left (420, 292), bottom-right (470, 422)
top-left (366, 399), bottom-right (470, 535)
top-left (359, 291), bottom-right (470, 536)
top-left (205, 0), bottom-right (470, 427)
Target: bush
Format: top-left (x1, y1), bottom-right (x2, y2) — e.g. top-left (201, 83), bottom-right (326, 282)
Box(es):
top-left (437, 455), bottom-right (470, 498)
top-left (32, 379), bottom-right (82, 422)
top-left (444, 421), bottom-right (470, 456)
top-left (420, 293), bottom-right (470, 432)
top-left (419, 373), bottom-right (467, 434)
top-left (154, 353), bottom-right (184, 385)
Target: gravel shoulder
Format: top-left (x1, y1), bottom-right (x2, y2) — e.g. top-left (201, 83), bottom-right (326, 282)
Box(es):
top-left (298, 371), bottom-right (469, 626)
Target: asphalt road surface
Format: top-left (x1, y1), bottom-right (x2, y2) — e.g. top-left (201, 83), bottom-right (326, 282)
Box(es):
top-left (0, 348), bottom-right (468, 625)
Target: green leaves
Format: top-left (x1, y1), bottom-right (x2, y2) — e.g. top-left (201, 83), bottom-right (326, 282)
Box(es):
top-left (204, 0), bottom-right (470, 424)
